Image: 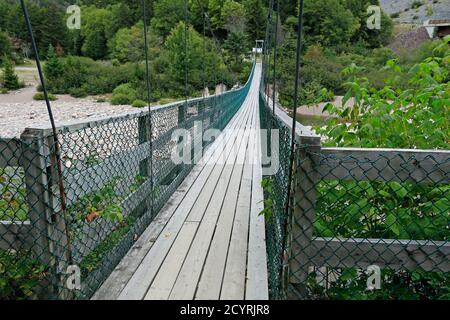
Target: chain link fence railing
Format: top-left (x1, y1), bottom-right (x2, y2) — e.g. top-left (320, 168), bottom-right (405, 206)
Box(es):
top-left (0, 64), bottom-right (255, 300)
top-left (259, 90), bottom-right (449, 300)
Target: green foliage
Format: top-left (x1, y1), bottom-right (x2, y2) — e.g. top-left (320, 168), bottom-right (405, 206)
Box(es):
top-left (316, 45), bottom-right (449, 149)
top-left (260, 177), bottom-right (275, 221)
top-left (308, 37), bottom-right (450, 300)
top-left (307, 268), bottom-right (449, 300)
top-left (221, 0), bottom-right (246, 33)
top-left (132, 99), bottom-right (148, 108)
top-left (80, 216), bottom-right (134, 277)
top-left (342, 0), bottom-right (393, 48)
top-left (45, 56), bottom-right (136, 96)
top-left (243, 0), bottom-right (266, 42)
top-left (0, 250), bottom-right (48, 300)
top-left (0, 169), bottom-right (28, 221)
top-left (44, 44), bottom-right (64, 82)
top-left (69, 87), bottom-right (88, 98)
top-left (0, 30), bottom-right (11, 62)
top-left (151, 0), bottom-right (185, 38)
top-left (69, 178), bottom-right (124, 224)
top-left (111, 83), bottom-right (137, 105)
top-left (303, 0), bottom-right (360, 49)
top-left (80, 6), bottom-right (114, 60)
top-left (411, 0), bottom-right (424, 9)
top-left (32, 92), bottom-right (57, 101)
top-left (1, 55), bottom-right (20, 90)
top-left (110, 22), bottom-right (162, 63)
top-left (165, 22), bottom-right (231, 95)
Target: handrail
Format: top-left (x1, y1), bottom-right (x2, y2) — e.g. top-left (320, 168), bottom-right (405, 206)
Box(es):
top-left (26, 61), bottom-right (257, 137)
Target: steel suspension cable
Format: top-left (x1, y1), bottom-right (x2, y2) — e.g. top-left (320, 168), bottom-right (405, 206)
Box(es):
top-left (284, 0), bottom-right (305, 243)
top-left (272, 0), bottom-right (280, 116)
top-left (262, 0), bottom-right (274, 97)
top-left (19, 0), bottom-right (73, 264)
top-left (194, 0), bottom-right (238, 87)
top-left (141, 0), bottom-right (154, 218)
top-left (184, 0), bottom-right (189, 105)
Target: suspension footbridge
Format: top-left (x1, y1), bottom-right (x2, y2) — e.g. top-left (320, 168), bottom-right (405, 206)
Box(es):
top-left (93, 64), bottom-right (268, 300)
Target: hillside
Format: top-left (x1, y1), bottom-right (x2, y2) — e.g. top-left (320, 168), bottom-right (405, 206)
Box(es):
top-left (380, 0), bottom-right (450, 24)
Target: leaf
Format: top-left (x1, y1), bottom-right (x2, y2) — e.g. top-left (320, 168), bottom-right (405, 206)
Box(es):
top-left (86, 211), bottom-right (100, 222)
top-left (389, 181), bottom-right (408, 198)
top-left (340, 268), bottom-right (357, 281)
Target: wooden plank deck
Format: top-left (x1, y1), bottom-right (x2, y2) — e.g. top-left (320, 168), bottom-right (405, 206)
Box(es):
top-left (93, 63), bottom-right (268, 300)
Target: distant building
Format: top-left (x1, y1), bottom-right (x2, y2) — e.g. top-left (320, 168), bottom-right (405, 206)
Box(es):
top-left (423, 19), bottom-right (450, 39)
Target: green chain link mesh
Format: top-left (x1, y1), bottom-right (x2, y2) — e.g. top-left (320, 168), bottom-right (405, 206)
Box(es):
top-left (0, 64), bottom-right (255, 300)
top-left (259, 77), bottom-right (449, 300)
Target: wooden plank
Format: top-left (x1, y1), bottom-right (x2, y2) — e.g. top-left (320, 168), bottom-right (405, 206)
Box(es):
top-left (169, 99), bottom-right (254, 300)
top-left (117, 99), bottom-right (253, 299)
top-left (319, 148), bottom-right (450, 184)
top-left (219, 122), bottom-right (254, 300)
top-left (246, 79), bottom-right (269, 300)
top-left (144, 222), bottom-right (198, 300)
top-left (185, 101), bottom-right (253, 222)
top-left (310, 237), bottom-right (450, 272)
top-left (194, 126), bottom-right (251, 299)
top-left (97, 62), bottom-right (257, 300)
top-left (92, 161), bottom-right (212, 300)
top-left (139, 98), bottom-right (254, 300)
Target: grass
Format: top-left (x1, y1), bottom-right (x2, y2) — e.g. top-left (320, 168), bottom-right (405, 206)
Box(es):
top-left (411, 0), bottom-right (424, 9)
top-left (0, 168), bottom-right (28, 221)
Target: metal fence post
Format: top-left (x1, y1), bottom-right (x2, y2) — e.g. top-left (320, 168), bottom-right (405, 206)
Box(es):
top-left (20, 128), bottom-right (71, 298)
top-left (138, 114), bottom-right (153, 215)
top-left (288, 135), bottom-right (321, 298)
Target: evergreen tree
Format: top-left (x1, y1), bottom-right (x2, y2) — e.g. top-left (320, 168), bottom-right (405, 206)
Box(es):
top-left (2, 55), bottom-right (20, 90)
top-left (44, 44), bottom-right (64, 82)
top-left (0, 31), bottom-right (11, 63)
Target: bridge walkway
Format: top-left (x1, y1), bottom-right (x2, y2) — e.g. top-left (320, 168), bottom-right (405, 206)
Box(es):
top-left (93, 63), bottom-right (268, 300)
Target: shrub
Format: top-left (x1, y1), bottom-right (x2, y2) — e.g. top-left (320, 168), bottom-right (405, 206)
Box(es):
top-left (69, 87), bottom-right (88, 98)
top-left (411, 1), bottom-right (423, 9)
top-left (132, 99), bottom-right (147, 108)
top-left (110, 93), bottom-right (130, 105)
top-left (33, 92), bottom-right (57, 101)
top-left (372, 47), bottom-right (398, 66)
top-left (111, 83), bottom-right (137, 105)
top-left (1, 88), bottom-right (8, 94)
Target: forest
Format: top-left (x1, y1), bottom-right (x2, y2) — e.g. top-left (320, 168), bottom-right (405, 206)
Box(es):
top-left (0, 0), bottom-right (403, 106)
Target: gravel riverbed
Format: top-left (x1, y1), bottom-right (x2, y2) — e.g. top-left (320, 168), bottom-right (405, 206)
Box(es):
top-left (0, 90), bottom-right (137, 138)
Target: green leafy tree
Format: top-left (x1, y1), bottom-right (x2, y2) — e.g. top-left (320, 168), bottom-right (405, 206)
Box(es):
top-left (151, 0), bottom-right (186, 38)
top-left (109, 22), bottom-right (163, 63)
top-left (302, 0), bottom-right (360, 49)
top-left (221, 0), bottom-right (246, 33)
top-left (1, 55), bottom-right (20, 90)
top-left (343, 0), bottom-right (393, 48)
top-left (165, 22), bottom-right (229, 94)
top-left (243, 0), bottom-right (266, 42)
top-left (224, 31), bottom-right (248, 69)
top-left (208, 0), bottom-right (226, 30)
top-left (81, 6), bottom-right (114, 60)
top-left (166, 21), bottom-right (204, 91)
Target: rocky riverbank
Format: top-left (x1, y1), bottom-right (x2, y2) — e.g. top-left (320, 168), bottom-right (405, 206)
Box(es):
top-left (0, 91), bottom-right (137, 138)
